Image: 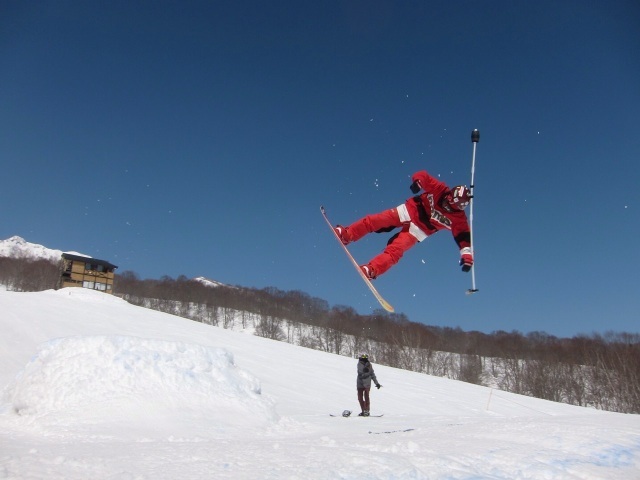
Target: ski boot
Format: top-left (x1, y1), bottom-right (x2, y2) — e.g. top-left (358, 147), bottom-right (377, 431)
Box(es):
top-left (360, 265), bottom-right (376, 280)
top-left (334, 226), bottom-right (350, 245)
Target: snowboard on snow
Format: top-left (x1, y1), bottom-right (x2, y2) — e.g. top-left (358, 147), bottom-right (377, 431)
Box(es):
top-left (330, 411), bottom-right (383, 418)
top-left (320, 206), bottom-right (394, 313)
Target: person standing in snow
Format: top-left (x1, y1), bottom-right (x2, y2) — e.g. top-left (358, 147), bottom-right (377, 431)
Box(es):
top-left (334, 170), bottom-right (473, 279)
top-left (357, 353), bottom-right (381, 416)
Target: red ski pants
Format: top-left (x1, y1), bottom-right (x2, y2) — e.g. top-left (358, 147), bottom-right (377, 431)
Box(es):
top-left (357, 387), bottom-right (371, 412)
top-left (347, 207), bottom-right (418, 277)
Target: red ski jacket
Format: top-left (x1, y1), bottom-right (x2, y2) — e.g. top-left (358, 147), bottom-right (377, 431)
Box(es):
top-left (406, 170), bottom-right (471, 250)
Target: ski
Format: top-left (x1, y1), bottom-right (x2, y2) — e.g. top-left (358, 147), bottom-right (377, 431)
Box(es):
top-left (320, 206), bottom-right (394, 313)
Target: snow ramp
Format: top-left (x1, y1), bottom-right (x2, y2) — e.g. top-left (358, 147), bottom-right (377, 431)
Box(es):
top-left (3, 335), bottom-right (278, 436)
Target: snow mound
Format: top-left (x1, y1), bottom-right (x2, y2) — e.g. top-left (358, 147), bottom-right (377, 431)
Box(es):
top-left (4, 335), bottom-right (277, 430)
top-left (51, 286), bottom-right (131, 304)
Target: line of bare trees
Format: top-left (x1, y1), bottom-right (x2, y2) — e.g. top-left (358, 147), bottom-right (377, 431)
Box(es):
top-left (2, 259), bottom-right (638, 413)
top-left (0, 257), bottom-right (61, 292)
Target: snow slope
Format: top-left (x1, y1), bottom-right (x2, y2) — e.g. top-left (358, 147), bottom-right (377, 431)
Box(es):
top-left (0, 236), bottom-right (88, 262)
top-left (1, 289), bottom-right (639, 479)
top-left (0, 236), bottom-right (64, 263)
top-left (194, 276), bottom-right (234, 288)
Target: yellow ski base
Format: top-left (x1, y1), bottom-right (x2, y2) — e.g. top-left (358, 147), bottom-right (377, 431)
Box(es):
top-left (320, 206), bottom-right (394, 313)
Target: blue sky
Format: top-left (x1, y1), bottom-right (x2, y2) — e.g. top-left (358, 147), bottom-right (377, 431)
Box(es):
top-left (2, 1), bottom-right (639, 338)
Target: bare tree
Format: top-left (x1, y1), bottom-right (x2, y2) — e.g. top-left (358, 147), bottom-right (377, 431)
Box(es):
top-left (255, 315), bottom-right (285, 341)
top-left (458, 355), bottom-right (483, 384)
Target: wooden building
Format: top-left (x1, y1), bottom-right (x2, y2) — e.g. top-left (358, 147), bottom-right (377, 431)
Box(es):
top-left (60, 253), bottom-right (118, 294)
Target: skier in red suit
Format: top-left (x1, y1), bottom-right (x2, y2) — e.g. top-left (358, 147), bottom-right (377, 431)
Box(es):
top-left (334, 170), bottom-right (473, 279)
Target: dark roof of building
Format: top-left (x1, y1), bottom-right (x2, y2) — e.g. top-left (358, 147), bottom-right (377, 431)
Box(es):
top-left (61, 253), bottom-right (118, 270)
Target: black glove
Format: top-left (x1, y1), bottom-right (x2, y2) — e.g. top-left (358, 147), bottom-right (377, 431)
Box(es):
top-left (410, 181), bottom-right (421, 194)
top-left (376, 384), bottom-right (382, 389)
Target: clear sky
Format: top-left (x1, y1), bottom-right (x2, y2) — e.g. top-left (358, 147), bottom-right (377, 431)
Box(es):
top-left (2, 1), bottom-right (639, 338)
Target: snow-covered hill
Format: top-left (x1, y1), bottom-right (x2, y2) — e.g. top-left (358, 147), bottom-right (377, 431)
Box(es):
top-left (1, 288), bottom-right (638, 479)
top-left (0, 236), bottom-right (66, 262)
top-left (194, 275), bottom-right (234, 288)
top-left (0, 236), bottom-right (90, 263)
